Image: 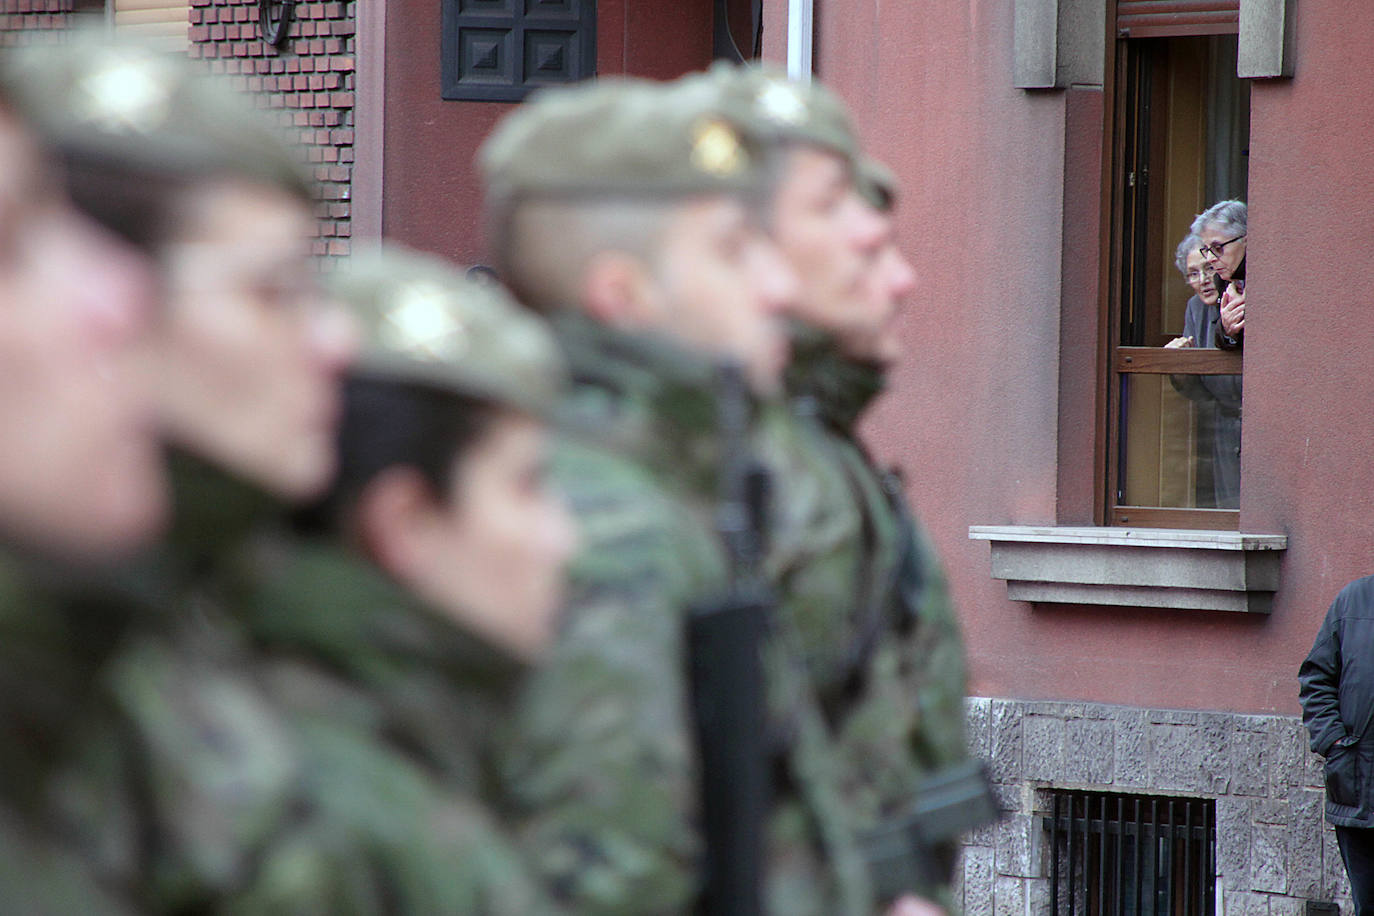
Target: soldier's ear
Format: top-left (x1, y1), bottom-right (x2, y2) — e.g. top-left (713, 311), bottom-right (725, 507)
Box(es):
top-left (581, 250), bottom-right (660, 327)
top-left (354, 465), bottom-right (443, 581)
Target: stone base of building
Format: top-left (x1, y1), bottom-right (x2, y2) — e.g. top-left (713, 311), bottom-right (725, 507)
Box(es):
top-left (958, 697), bottom-right (1352, 916)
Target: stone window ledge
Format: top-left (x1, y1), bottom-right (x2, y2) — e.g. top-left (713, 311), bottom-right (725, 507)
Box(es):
top-left (967, 526), bottom-right (1288, 613)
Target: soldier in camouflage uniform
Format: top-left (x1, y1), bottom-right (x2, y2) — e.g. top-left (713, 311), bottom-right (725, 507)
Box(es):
top-left (227, 246), bottom-right (579, 913)
top-left (3, 37), bottom-right (585, 913)
top-left (0, 50), bottom-right (166, 565)
top-left (0, 37), bottom-right (433, 910)
top-left (0, 51), bottom-right (165, 916)
top-left (687, 66), bottom-right (988, 911)
top-left (480, 78), bottom-right (891, 915)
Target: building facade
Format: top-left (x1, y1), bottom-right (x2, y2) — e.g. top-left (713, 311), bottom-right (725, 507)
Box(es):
top-left (5, 1), bottom-right (1371, 912)
top-left (814, 2), bottom-right (1370, 913)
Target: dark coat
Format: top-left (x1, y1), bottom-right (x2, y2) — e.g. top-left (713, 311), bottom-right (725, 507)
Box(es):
top-left (1299, 575), bottom-right (1374, 827)
top-left (1169, 294), bottom-right (1242, 508)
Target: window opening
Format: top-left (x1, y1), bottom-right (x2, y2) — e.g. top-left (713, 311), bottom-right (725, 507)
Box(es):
top-left (1044, 790), bottom-right (1216, 916)
top-left (1107, 34), bottom-right (1249, 527)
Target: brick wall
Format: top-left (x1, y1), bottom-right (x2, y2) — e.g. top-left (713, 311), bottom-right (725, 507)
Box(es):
top-left (189, 0), bottom-right (357, 262)
top-left (0, 1), bottom-right (75, 46)
top-left (1, 1), bottom-right (359, 261)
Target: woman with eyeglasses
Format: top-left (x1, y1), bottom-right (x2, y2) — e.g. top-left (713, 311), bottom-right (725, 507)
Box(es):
top-left (1166, 233), bottom-right (1243, 509)
top-left (1191, 199), bottom-right (1248, 350)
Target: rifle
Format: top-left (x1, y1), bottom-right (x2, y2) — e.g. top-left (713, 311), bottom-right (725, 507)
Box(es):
top-left (687, 361), bottom-right (773, 916)
top-left (859, 760), bottom-right (1001, 900)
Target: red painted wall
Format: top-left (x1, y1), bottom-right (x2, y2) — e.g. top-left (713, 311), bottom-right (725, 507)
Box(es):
top-left (814, 0), bottom-right (1374, 716)
top-left (382, 0), bottom-right (713, 265)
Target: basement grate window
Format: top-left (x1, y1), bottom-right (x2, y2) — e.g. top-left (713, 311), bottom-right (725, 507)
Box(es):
top-left (1043, 790), bottom-right (1216, 916)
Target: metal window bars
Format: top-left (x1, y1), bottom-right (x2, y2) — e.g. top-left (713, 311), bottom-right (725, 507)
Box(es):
top-left (1043, 790), bottom-right (1216, 916)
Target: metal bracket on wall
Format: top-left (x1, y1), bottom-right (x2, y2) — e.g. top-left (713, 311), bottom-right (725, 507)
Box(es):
top-left (258, 0), bottom-right (297, 50)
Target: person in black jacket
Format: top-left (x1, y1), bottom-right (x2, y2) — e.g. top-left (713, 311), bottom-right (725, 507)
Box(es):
top-left (1299, 575), bottom-right (1374, 914)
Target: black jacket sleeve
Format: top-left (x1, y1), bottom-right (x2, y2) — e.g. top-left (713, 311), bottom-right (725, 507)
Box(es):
top-left (1299, 597), bottom-right (1346, 757)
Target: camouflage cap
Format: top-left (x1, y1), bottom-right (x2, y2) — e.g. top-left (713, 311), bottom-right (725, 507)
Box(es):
top-left (0, 30), bottom-right (311, 199)
top-left (479, 77), bottom-right (768, 204)
top-left (327, 246), bottom-right (566, 418)
top-left (684, 63), bottom-right (861, 166)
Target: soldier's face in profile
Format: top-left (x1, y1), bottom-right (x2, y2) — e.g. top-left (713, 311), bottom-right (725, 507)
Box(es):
top-left (645, 195), bottom-right (797, 392)
top-left (155, 179), bottom-right (357, 502)
top-left (0, 106), bottom-right (166, 558)
top-left (849, 238), bottom-right (918, 367)
top-left (769, 147), bottom-right (893, 359)
top-left (398, 411), bottom-right (577, 662)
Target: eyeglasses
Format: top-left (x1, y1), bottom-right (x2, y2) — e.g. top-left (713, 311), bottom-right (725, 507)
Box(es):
top-left (1184, 270), bottom-right (1214, 283)
top-left (1198, 235), bottom-right (1245, 258)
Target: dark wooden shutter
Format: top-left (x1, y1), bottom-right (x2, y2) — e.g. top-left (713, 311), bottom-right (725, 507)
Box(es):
top-left (1117, 0), bottom-right (1239, 38)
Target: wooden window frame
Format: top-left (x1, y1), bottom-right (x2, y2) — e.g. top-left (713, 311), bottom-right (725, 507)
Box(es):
top-left (1096, 5), bottom-right (1245, 530)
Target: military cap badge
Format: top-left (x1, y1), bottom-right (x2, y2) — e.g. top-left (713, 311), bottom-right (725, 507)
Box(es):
top-left (690, 118), bottom-right (749, 177)
top-left (754, 80), bottom-right (808, 126)
top-left (380, 281), bottom-right (469, 362)
top-left (72, 52), bottom-right (174, 136)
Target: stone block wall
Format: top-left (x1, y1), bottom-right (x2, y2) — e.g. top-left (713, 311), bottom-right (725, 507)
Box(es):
top-left (960, 698), bottom-right (1350, 916)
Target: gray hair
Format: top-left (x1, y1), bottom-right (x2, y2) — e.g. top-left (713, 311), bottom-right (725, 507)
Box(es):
top-left (1175, 234), bottom-right (1201, 275)
top-left (1190, 199), bottom-right (1248, 238)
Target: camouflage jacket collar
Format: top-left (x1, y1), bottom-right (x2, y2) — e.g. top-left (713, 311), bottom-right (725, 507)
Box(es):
top-left (784, 322), bottom-right (887, 435)
top-left (164, 447), bottom-right (286, 575)
top-left (550, 309), bottom-right (723, 484)
top-left (247, 536), bottom-right (531, 697)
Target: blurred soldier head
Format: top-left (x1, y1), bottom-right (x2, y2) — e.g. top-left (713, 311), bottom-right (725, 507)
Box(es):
top-left (0, 76), bottom-right (165, 559)
top-left (849, 156), bottom-right (917, 365)
top-left (310, 247), bottom-right (577, 661)
top-left (691, 66), bottom-right (913, 366)
top-left (480, 78), bottom-right (798, 393)
top-left (3, 35), bottom-right (355, 504)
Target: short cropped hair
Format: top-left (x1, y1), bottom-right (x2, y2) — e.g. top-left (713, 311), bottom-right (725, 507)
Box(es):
top-left (1190, 199), bottom-right (1247, 239)
top-left (493, 197), bottom-right (675, 314)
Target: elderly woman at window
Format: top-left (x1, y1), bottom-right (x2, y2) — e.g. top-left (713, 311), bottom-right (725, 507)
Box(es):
top-left (1166, 233), bottom-right (1242, 509)
top-left (1191, 199), bottom-right (1247, 349)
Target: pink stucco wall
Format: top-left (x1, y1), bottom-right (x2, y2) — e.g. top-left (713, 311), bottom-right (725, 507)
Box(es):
top-left (382, 0), bottom-right (714, 265)
top-left (812, 0), bottom-right (1374, 715)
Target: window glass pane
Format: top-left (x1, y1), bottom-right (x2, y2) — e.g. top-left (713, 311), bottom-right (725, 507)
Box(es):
top-left (1111, 32), bottom-right (1248, 524)
top-left (1118, 36), bottom-right (1250, 351)
top-left (1119, 373), bottom-right (1240, 509)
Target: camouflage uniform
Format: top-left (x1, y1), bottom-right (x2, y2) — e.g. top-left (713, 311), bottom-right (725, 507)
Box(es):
top-left (480, 77), bottom-right (880, 914)
top-left (498, 311), bottom-right (870, 915)
top-left (0, 39), bottom-right (564, 912)
top-left (46, 454), bottom-right (553, 914)
top-left (775, 327), bottom-right (969, 902)
top-left (0, 552), bottom-right (142, 915)
top-left (695, 66), bottom-right (977, 904)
